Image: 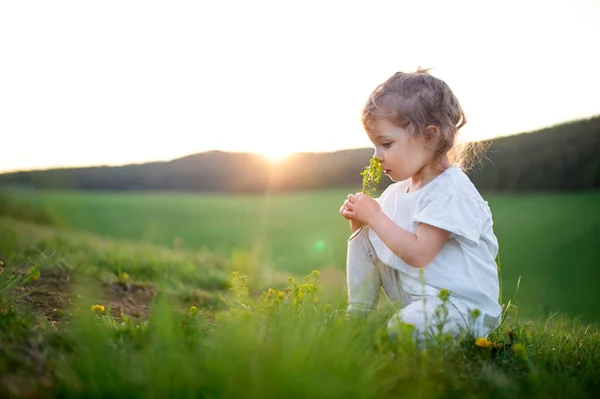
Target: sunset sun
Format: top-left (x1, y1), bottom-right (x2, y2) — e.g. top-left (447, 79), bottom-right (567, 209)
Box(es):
top-left (259, 148), bottom-right (294, 163)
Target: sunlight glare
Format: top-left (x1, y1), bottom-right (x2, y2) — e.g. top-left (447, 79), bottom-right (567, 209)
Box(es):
top-left (259, 148), bottom-right (294, 163)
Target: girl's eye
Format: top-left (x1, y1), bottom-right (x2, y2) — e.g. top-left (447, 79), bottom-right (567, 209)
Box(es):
top-left (382, 142), bottom-right (392, 148)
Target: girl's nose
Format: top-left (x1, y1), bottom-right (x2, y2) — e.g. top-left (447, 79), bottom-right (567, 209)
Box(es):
top-left (373, 149), bottom-right (382, 161)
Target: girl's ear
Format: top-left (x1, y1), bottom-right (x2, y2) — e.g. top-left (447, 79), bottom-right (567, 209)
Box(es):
top-left (424, 125), bottom-right (439, 144)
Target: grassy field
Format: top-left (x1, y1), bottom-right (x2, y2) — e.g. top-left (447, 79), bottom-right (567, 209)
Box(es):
top-left (1, 216), bottom-right (599, 398)
top-left (6, 189), bottom-right (600, 322)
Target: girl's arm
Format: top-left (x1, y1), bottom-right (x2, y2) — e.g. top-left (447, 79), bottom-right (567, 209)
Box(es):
top-left (368, 212), bottom-right (450, 268)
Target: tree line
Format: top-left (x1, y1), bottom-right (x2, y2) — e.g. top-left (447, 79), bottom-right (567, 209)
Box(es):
top-left (2, 116), bottom-right (599, 193)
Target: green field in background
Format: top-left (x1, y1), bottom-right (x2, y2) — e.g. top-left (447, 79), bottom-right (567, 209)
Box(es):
top-left (10, 190), bottom-right (600, 321)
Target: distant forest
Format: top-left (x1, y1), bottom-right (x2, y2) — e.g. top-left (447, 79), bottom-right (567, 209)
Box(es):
top-left (2, 116), bottom-right (599, 193)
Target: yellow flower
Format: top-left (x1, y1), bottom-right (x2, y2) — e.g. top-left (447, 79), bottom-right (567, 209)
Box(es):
top-left (121, 272), bottom-right (129, 280)
top-left (29, 267), bottom-right (41, 281)
top-left (475, 337), bottom-right (490, 348)
top-left (189, 305), bottom-right (199, 313)
top-left (91, 304), bottom-right (105, 314)
top-left (439, 288), bottom-right (450, 302)
top-left (512, 343), bottom-right (527, 358)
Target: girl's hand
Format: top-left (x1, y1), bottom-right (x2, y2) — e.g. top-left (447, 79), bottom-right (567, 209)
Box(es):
top-left (339, 195), bottom-right (358, 221)
top-left (344, 192), bottom-right (382, 225)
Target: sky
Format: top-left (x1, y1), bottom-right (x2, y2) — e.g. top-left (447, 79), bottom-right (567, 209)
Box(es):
top-left (1, 0), bottom-right (599, 172)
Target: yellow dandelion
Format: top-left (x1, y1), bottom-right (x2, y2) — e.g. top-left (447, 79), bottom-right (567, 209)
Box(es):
top-left (475, 337), bottom-right (490, 348)
top-left (91, 304), bottom-right (105, 314)
top-left (512, 343), bottom-right (527, 358)
top-left (121, 272), bottom-right (129, 280)
top-left (189, 305), bottom-right (199, 313)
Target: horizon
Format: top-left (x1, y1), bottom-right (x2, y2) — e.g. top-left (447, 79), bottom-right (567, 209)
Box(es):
top-left (2, 1), bottom-right (600, 173)
top-left (1, 113), bottom-right (596, 174)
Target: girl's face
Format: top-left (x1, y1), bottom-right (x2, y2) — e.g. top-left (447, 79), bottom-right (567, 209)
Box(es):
top-left (367, 118), bottom-right (436, 182)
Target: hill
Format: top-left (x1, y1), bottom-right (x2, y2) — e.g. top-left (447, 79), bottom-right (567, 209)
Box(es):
top-left (1, 116), bottom-right (599, 192)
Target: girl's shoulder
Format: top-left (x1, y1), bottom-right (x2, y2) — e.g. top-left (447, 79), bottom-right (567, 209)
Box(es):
top-left (427, 167), bottom-right (485, 202)
top-left (419, 167), bottom-right (493, 218)
top-left (413, 168), bottom-right (495, 244)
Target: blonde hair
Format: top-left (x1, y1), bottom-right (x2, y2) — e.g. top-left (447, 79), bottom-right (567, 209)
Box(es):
top-left (362, 67), bottom-right (485, 171)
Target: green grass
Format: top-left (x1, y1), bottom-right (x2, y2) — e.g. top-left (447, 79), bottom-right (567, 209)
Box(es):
top-left (6, 189), bottom-right (600, 322)
top-left (0, 216), bottom-right (599, 398)
top-left (8, 189), bottom-right (353, 273)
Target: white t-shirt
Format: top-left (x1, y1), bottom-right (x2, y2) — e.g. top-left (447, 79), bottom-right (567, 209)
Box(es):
top-left (368, 166), bottom-right (502, 328)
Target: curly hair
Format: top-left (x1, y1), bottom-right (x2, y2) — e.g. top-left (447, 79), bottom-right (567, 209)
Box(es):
top-left (362, 68), bottom-right (484, 170)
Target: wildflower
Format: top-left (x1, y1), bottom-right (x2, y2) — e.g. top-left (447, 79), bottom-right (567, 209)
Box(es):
top-left (189, 305), bottom-right (199, 314)
top-left (512, 343), bottom-right (527, 359)
top-left (475, 337), bottom-right (490, 348)
top-left (350, 158), bottom-right (383, 240)
top-left (91, 304), bottom-right (105, 314)
top-left (121, 272), bottom-right (129, 280)
top-left (439, 288), bottom-right (450, 302)
top-left (303, 283), bottom-right (316, 294)
top-left (360, 157), bottom-right (383, 197)
top-left (29, 267), bottom-right (41, 281)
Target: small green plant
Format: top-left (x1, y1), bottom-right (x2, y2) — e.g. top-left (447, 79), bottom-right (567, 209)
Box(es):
top-left (0, 257), bottom-right (43, 297)
top-left (360, 157), bottom-right (383, 197)
top-left (349, 157), bottom-right (383, 241)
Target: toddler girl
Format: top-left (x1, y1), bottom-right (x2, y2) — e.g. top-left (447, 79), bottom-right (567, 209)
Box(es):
top-left (340, 68), bottom-right (501, 340)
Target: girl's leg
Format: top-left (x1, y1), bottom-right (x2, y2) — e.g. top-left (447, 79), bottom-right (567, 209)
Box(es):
top-left (375, 259), bottom-right (409, 308)
top-left (346, 228), bottom-right (382, 315)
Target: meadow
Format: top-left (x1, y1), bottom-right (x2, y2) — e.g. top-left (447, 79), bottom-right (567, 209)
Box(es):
top-left (1, 190), bottom-right (599, 397)
top-left (0, 216), bottom-right (599, 398)
top-left (8, 189), bottom-right (600, 321)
